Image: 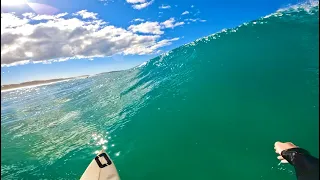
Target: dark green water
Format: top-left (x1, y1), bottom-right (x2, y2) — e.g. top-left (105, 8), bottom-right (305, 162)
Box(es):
top-left (1, 3), bottom-right (319, 180)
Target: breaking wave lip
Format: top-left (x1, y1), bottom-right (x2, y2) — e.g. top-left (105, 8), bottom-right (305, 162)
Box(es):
top-left (138, 61), bottom-right (147, 67)
top-left (276, 0), bottom-right (319, 13)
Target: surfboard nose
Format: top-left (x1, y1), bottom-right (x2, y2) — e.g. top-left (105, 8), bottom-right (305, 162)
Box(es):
top-left (80, 150), bottom-right (120, 180)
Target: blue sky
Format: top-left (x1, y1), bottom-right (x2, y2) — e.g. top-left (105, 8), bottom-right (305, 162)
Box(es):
top-left (1, 0), bottom-right (299, 85)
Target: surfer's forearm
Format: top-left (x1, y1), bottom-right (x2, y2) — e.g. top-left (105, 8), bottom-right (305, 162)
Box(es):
top-left (281, 148), bottom-right (319, 180)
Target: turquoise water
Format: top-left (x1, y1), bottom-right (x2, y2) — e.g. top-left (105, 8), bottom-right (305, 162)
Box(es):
top-left (1, 3), bottom-right (319, 180)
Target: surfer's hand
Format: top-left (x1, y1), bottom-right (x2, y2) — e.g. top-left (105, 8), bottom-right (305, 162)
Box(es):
top-left (274, 141), bottom-right (298, 163)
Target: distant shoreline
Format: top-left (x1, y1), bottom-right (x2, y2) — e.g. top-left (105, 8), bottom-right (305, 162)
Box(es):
top-left (1, 75), bottom-right (89, 92)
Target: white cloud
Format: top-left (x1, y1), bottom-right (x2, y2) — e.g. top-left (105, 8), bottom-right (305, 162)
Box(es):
top-left (126, 0), bottom-right (154, 10)
top-left (159, 5), bottom-right (171, 9)
top-left (173, 21), bottom-right (185, 26)
top-left (128, 21), bottom-right (163, 34)
top-left (132, 1), bottom-right (153, 9)
top-left (24, 12), bottom-right (68, 20)
top-left (126, 0), bottom-right (146, 3)
top-left (1, 13), bottom-right (29, 30)
top-left (128, 17), bottom-right (185, 34)
top-left (132, 18), bottom-right (145, 22)
top-left (99, 0), bottom-right (114, 5)
top-left (73, 10), bottom-right (98, 19)
top-left (181, 11), bottom-right (189, 15)
top-left (22, 12), bottom-right (35, 18)
top-left (160, 18), bottom-right (184, 28)
top-left (125, 37), bottom-right (179, 54)
top-left (1, 11), bottom-right (179, 67)
top-left (185, 18), bottom-right (206, 23)
top-left (148, 38), bottom-right (179, 50)
top-left (186, 19), bottom-right (196, 22)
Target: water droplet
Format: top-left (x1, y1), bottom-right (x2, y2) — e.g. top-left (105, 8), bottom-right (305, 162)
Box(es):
top-left (115, 152), bottom-right (120, 156)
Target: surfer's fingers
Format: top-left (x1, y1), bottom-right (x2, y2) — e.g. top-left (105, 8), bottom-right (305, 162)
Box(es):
top-left (281, 159), bottom-right (288, 163)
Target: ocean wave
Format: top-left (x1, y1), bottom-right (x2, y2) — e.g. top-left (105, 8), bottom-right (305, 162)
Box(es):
top-left (1, 2), bottom-right (318, 179)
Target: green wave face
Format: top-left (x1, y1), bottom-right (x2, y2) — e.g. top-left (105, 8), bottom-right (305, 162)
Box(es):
top-left (1, 3), bottom-right (319, 180)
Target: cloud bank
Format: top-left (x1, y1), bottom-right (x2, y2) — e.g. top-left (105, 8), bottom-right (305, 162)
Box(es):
top-left (1, 10), bottom-right (180, 67)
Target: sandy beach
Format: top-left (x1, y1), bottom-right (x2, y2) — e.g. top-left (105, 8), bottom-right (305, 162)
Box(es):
top-left (1, 75), bottom-right (89, 92)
